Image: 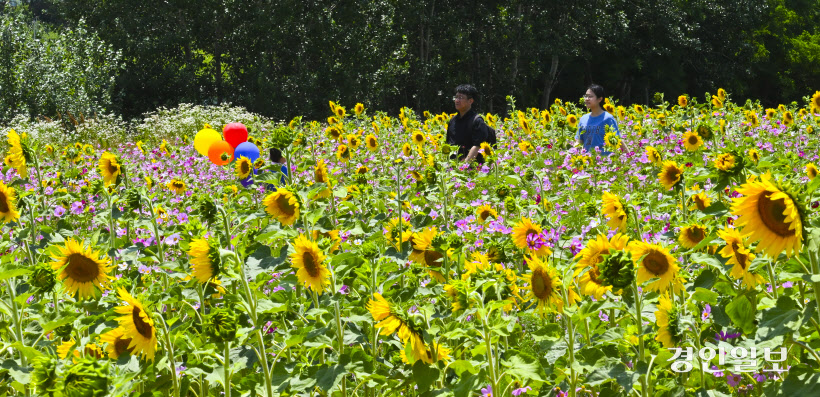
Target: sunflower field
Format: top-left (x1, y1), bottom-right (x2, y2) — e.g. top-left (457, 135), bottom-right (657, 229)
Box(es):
top-left (1, 90), bottom-right (820, 397)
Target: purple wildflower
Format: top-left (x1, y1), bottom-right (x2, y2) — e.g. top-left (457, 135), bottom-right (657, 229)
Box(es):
top-left (512, 386), bottom-right (531, 396)
top-left (54, 206), bottom-right (66, 217)
top-left (727, 372), bottom-right (742, 387)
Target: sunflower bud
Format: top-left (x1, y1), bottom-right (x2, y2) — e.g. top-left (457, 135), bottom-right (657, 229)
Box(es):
top-left (360, 241), bottom-right (379, 260)
top-left (30, 263), bottom-right (57, 294)
top-left (55, 324), bottom-right (73, 340)
top-left (524, 169), bottom-right (535, 181)
top-left (63, 357), bottom-right (109, 397)
top-left (425, 168), bottom-right (437, 185)
top-left (496, 186), bottom-right (509, 199)
top-left (32, 356), bottom-right (60, 395)
top-left (598, 249), bottom-right (635, 291)
top-left (197, 197), bottom-right (218, 225)
top-left (206, 308), bottom-right (239, 343)
top-left (485, 241), bottom-right (506, 264)
top-left (585, 202), bottom-right (598, 217)
top-left (431, 234), bottom-right (448, 252)
top-left (504, 196), bottom-right (517, 213)
top-left (270, 126), bottom-right (295, 149)
top-left (446, 234), bottom-right (463, 250)
top-left (124, 189), bottom-right (142, 212)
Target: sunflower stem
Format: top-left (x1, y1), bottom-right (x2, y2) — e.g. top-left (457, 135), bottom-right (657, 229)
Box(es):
top-left (809, 251), bottom-right (820, 325)
top-left (224, 341), bottom-right (232, 397)
top-left (144, 198), bottom-right (166, 266)
top-left (630, 281), bottom-right (647, 397)
top-left (767, 260), bottom-right (779, 299)
top-left (478, 305), bottom-right (498, 397)
top-left (160, 315), bottom-right (181, 397)
top-left (564, 314), bottom-right (577, 397)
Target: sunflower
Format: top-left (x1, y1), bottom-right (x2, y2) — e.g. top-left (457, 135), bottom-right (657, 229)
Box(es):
top-left (806, 163), bottom-right (818, 180)
top-left (731, 175), bottom-right (804, 257)
top-left (714, 153), bottom-right (736, 171)
top-left (567, 114), bottom-right (579, 129)
top-left (402, 341), bottom-right (451, 365)
top-left (520, 255), bottom-right (579, 314)
top-left (144, 175), bottom-right (153, 189)
top-left (0, 182), bottom-right (21, 224)
top-left (311, 229), bottom-right (341, 253)
top-left (518, 141), bottom-right (534, 153)
top-left (7, 129), bottom-right (28, 178)
top-left (234, 156), bottom-right (253, 179)
top-left (601, 192), bottom-right (628, 231)
top-left (747, 112), bottom-right (760, 127)
top-left (783, 111), bottom-right (794, 126)
top-left (50, 239), bottom-right (113, 299)
top-left (365, 134), bottom-right (378, 151)
top-left (290, 234), bottom-right (330, 293)
top-left (367, 293), bottom-right (427, 360)
top-left (187, 238), bottom-right (222, 283)
top-left (408, 228), bottom-right (443, 268)
top-left (114, 288), bottom-right (158, 360)
top-left (686, 192), bottom-right (711, 212)
top-left (678, 225), bottom-right (708, 249)
top-left (402, 143), bottom-right (412, 157)
top-left (678, 95), bottom-right (688, 107)
top-left (354, 103), bottom-right (365, 116)
top-left (479, 142), bottom-right (494, 160)
top-left (412, 131), bottom-right (425, 146)
top-left (748, 149), bottom-right (760, 163)
top-left (165, 179), bottom-right (186, 195)
top-left (314, 159), bottom-right (332, 199)
top-left (264, 188), bottom-right (301, 225)
top-left (718, 229), bottom-right (765, 288)
top-left (765, 108), bottom-right (777, 119)
top-left (98, 152), bottom-right (121, 186)
top-left (573, 233), bottom-right (630, 300)
top-left (603, 131), bottom-right (621, 151)
top-left (682, 131), bottom-right (702, 152)
top-left (367, 293), bottom-right (393, 323)
top-left (326, 126), bottom-right (342, 141)
top-left (100, 327), bottom-right (133, 360)
top-left (711, 95), bottom-right (723, 108)
top-left (512, 217), bottom-right (550, 257)
top-left (356, 165), bottom-right (369, 175)
top-left (654, 294), bottom-right (681, 348)
top-left (658, 161), bottom-right (683, 190)
top-left (646, 146), bottom-right (662, 165)
top-left (634, 104), bottom-right (645, 114)
top-left (628, 241), bottom-right (680, 293)
top-left (336, 144), bottom-right (351, 163)
top-left (384, 217), bottom-right (411, 249)
top-left (475, 204), bottom-right (498, 223)
top-left (334, 105), bottom-right (346, 118)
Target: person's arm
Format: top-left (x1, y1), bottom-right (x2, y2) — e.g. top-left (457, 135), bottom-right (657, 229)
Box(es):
top-left (611, 118), bottom-right (626, 152)
top-left (464, 145), bottom-right (481, 163)
top-left (575, 124), bottom-right (583, 146)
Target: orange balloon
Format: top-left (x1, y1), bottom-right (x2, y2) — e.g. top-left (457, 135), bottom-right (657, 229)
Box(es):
top-left (207, 140), bottom-right (234, 165)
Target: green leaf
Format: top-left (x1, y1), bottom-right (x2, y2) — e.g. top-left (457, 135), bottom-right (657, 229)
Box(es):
top-left (693, 269), bottom-right (717, 290)
top-left (9, 343), bottom-right (41, 361)
top-left (587, 362), bottom-right (638, 392)
top-left (502, 355), bottom-right (544, 382)
top-left (1, 359), bottom-right (30, 384)
top-left (256, 299), bottom-right (286, 314)
top-left (0, 267), bottom-right (29, 281)
top-left (413, 361), bottom-right (440, 393)
top-left (701, 202), bottom-right (728, 216)
top-left (692, 288), bottom-right (718, 305)
top-left (756, 296), bottom-right (800, 346)
top-left (41, 314), bottom-right (79, 334)
top-left (449, 360), bottom-right (480, 376)
top-left (690, 253), bottom-right (724, 270)
top-left (315, 353), bottom-right (351, 391)
top-left (726, 293), bottom-right (756, 335)
top-left (781, 365), bottom-right (820, 394)
top-left (453, 372), bottom-right (483, 397)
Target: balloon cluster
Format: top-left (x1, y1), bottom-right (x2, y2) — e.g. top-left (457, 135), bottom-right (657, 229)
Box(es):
top-left (193, 123), bottom-right (260, 165)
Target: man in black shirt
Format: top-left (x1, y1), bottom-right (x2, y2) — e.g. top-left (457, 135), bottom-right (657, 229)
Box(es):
top-left (446, 84), bottom-right (488, 164)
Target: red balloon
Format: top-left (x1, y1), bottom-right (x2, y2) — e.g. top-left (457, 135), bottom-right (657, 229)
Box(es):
top-left (223, 123), bottom-right (248, 148)
top-left (208, 140), bottom-right (235, 165)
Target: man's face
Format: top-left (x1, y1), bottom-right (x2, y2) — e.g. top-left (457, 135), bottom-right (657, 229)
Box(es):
top-left (454, 93), bottom-right (473, 113)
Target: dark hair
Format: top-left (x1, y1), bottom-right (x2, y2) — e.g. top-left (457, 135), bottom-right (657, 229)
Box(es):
top-left (269, 148), bottom-right (283, 163)
top-left (587, 84), bottom-right (605, 99)
top-left (455, 84), bottom-right (479, 102)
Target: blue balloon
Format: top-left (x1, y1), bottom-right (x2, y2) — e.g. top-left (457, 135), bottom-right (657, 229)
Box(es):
top-left (239, 176), bottom-right (255, 188)
top-left (234, 142), bottom-right (260, 163)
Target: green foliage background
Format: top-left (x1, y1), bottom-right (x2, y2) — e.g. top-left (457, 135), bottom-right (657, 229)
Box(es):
top-left (3, 0), bottom-right (820, 121)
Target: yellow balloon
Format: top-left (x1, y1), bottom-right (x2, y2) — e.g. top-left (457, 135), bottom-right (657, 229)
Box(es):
top-left (194, 127), bottom-right (222, 156)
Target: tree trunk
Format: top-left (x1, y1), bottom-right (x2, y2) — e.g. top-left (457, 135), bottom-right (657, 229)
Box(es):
top-left (542, 55), bottom-right (560, 108)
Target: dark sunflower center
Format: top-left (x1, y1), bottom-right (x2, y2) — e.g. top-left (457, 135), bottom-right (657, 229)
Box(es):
top-left (735, 251), bottom-right (749, 270)
top-left (643, 251), bottom-right (669, 276)
top-left (589, 265), bottom-right (602, 284)
top-left (173, 182), bottom-right (183, 188)
top-left (132, 307), bottom-right (153, 338)
top-left (687, 227), bottom-right (705, 243)
top-left (666, 168), bottom-right (680, 183)
top-left (240, 162), bottom-right (250, 174)
top-left (695, 196), bottom-right (707, 211)
top-left (275, 194), bottom-right (296, 216)
top-left (0, 191), bottom-right (9, 213)
top-left (107, 161), bottom-right (119, 175)
top-left (115, 336), bottom-right (133, 355)
top-left (688, 136), bottom-right (698, 145)
top-left (424, 250), bottom-right (443, 266)
top-left (479, 210), bottom-right (490, 221)
top-left (65, 253), bottom-right (100, 282)
top-left (757, 192), bottom-right (794, 237)
top-left (531, 268), bottom-right (553, 300)
top-left (302, 251), bottom-right (320, 277)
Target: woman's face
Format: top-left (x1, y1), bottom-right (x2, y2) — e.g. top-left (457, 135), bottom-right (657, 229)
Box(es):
top-left (584, 89), bottom-right (602, 110)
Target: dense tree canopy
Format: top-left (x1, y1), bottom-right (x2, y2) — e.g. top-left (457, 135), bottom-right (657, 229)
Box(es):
top-left (3, 0), bottom-right (820, 121)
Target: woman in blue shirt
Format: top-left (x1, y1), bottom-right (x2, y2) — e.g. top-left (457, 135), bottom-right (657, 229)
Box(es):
top-left (574, 84), bottom-right (625, 155)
